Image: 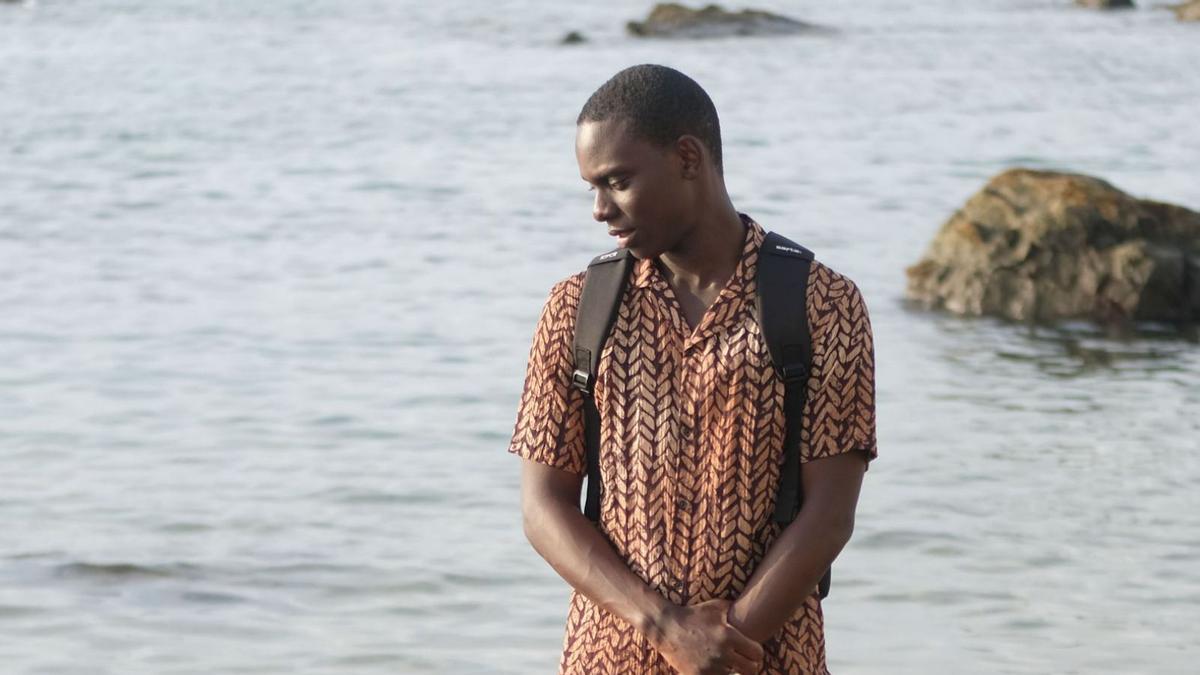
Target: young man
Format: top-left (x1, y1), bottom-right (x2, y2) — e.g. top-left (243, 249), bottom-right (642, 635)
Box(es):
top-left (508, 64), bottom-right (877, 674)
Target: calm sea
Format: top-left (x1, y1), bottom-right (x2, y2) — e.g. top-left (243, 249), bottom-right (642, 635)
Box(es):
top-left (1, 0), bottom-right (1198, 672)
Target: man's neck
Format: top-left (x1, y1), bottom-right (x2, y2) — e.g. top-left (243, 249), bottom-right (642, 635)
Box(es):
top-left (657, 202), bottom-right (747, 295)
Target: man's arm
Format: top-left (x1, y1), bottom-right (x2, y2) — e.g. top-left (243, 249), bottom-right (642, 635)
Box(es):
top-left (520, 458), bottom-right (765, 674)
top-left (519, 458), bottom-right (670, 637)
top-left (725, 450), bottom-right (868, 642)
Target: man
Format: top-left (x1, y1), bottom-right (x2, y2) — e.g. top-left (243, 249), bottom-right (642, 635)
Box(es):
top-left (508, 64), bottom-right (877, 674)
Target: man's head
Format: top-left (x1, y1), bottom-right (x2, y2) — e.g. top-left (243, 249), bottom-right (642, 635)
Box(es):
top-left (575, 64), bottom-right (725, 259)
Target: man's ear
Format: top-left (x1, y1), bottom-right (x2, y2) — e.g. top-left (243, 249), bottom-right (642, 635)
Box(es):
top-left (675, 135), bottom-right (705, 180)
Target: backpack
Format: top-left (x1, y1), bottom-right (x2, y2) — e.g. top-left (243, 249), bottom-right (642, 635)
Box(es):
top-left (569, 231), bottom-right (832, 599)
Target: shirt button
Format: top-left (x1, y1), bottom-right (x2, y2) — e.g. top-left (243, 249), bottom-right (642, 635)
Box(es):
top-left (673, 578), bottom-right (686, 592)
top-left (675, 497), bottom-right (691, 511)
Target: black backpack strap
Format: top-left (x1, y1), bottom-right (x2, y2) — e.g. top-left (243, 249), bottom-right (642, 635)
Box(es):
top-left (572, 247), bottom-right (634, 522)
top-left (756, 232), bottom-right (814, 523)
top-left (756, 231), bottom-right (831, 598)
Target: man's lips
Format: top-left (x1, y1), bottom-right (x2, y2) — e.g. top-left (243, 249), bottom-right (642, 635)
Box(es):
top-left (609, 227), bottom-right (636, 249)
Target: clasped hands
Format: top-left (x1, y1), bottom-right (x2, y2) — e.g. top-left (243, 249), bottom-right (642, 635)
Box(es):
top-left (647, 598), bottom-right (764, 675)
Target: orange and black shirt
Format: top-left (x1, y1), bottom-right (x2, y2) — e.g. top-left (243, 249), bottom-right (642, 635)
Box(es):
top-left (508, 214), bottom-right (878, 674)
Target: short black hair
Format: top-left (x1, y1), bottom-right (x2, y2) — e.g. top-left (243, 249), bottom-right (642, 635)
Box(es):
top-left (577, 64), bottom-right (723, 174)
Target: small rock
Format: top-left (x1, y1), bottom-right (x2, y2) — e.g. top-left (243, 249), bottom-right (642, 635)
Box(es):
top-left (905, 169), bottom-right (1200, 327)
top-left (1075, 0), bottom-right (1135, 9)
top-left (1172, 0), bottom-right (1200, 21)
top-left (626, 2), bottom-right (823, 39)
top-left (560, 31), bottom-right (587, 45)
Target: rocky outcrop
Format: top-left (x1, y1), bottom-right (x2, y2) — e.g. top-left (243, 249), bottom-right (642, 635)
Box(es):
top-left (905, 169), bottom-right (1200, 326)
top-left (1172, 1), bottom-right (1200, 21)
top-left (627, 3), bottom-right (822, 39)
top-left (1075, 0), bottom-right (1135, 8)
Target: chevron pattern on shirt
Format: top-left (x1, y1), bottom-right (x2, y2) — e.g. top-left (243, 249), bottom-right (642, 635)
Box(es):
top-left (509, 215), bottom-right (877, 674)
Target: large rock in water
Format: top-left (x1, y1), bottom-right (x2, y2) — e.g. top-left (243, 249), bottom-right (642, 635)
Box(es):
top-left (1172, 1), bottom-right (1200, 21)
top-left (627, 3), bottom-right (820, 39)
top-left (905, 169), bottom-right (1200, 325)
top-left (1075, 0), bottom-right (1135, 8)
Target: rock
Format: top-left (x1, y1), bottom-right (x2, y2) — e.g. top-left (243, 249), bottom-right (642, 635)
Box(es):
top-left (560, 31), bottom-right (587, 45)
top-left (1172, 0), bottom-right (1200, 21)
top-left (1075, 0), bottom-right (1135, 8)
top-left (626, 3), bottom-right (822, 39)
top-left (905, 169), bottom-right (1200, 326)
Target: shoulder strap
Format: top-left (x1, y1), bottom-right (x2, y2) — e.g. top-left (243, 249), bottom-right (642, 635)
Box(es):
top-left (756, 231), bottom-right (831, 599)
top-left (572, 247), bottom-right (634, 522)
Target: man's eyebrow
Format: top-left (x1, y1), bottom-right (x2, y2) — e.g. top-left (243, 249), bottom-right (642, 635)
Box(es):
top-left (581, 166), bottom-right (632, 184)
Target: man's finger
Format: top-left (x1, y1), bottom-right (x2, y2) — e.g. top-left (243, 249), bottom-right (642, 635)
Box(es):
top-left (725, 627), bottom-right (764, 662)
top-left (723, 651), bottom-right (760, 675)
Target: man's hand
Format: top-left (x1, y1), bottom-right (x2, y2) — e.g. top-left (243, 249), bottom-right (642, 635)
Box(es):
top-left (649, 598), bottom-right (764, 675)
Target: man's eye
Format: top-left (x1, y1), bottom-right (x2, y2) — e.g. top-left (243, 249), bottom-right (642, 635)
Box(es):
top-left (609, 179), bottom-right (629, 190)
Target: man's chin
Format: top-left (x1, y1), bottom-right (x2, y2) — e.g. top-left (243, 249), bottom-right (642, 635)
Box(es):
top-left (621, 240), bottom-right (658, 260)
top-left (625, 246), bottom-right (656, 261)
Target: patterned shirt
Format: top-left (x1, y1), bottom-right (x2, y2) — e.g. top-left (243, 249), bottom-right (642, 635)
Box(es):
top-left (508, 214), bottom-right (877, 674)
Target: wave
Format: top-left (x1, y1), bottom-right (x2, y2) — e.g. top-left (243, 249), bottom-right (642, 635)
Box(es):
top-left (52, 561), bottom-right (206, 580)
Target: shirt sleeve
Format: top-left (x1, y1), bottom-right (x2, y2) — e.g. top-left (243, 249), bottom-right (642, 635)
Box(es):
top-left (800, 266), bottom-right (878, 466)
top-left (506, 274), bottom-right (587, 474)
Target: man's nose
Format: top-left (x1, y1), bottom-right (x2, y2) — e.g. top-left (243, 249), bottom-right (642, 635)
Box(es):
top-left (592, 190), bottom-right (617, 223)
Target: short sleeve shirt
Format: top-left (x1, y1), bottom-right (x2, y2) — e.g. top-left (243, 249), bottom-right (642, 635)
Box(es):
top-left (508, 214), bottom-right (877, 674)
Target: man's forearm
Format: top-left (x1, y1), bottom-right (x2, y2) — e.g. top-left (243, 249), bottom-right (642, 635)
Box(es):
top-left (524, 497), bottom-right (672, 642)
top-left (726, 501), bottom-right (854, 642)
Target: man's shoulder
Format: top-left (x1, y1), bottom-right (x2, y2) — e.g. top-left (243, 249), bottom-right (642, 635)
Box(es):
top-left (541, 270), bottom-right (588, 313)
top-left (551, 269), bottom-right (588, 294)
top-left (756, 231), bottom-right (858, 298)
top-left (806, 257), bottom-right (873, 329)
top-left (807, 259), bottom-right (862, 296)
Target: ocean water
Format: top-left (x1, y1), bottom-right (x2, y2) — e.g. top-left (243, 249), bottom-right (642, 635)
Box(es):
top-left (1, 0), bottom-right (1198, 673)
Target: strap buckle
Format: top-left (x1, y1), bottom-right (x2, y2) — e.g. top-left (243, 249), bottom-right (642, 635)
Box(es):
top-left (780, 362), bottom-right (807, 385)
top-left (571, 368), bottom-right (592, 392)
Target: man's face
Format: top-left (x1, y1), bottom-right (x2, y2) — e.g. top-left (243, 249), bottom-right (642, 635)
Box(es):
top-left (575, 118), bottom-right (694, 259)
